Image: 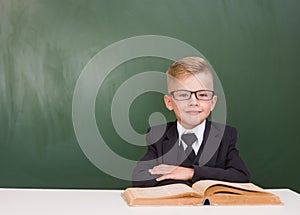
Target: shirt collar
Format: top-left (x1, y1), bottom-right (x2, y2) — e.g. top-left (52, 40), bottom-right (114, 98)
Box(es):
top-left (177, 120), bottom-right (206, 144)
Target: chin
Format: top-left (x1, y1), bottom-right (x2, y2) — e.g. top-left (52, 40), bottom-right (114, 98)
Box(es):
top-left (182, 120), bottom-right (203, 128)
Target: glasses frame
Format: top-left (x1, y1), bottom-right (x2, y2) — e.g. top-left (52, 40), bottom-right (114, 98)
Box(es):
top-left (169, 89), bottom-right (215, 101)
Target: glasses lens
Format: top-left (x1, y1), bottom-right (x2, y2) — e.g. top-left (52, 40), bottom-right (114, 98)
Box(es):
top-left (171, 90), bottom-right (214, 101)
top-left (196, 90), bottom-right (213, 100)
top-left (173, 90), bottom-right (191, 100)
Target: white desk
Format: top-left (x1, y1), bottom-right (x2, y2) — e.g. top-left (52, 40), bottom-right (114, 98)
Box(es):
top-left (0, 188), bottom-right (299, 215)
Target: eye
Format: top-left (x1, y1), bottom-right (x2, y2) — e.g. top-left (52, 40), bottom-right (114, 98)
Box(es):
top-left (172, 91), bottom-right (191, 100)
top-left (197, 92), bottom-right (209, 98)
top-left (196, 91), bottom-right (214, 100)
top-left (178, 92), bottom-right (189, 98)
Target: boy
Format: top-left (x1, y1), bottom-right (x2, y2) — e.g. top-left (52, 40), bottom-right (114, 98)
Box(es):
top-left (132, 57), bottom-right (250, 187)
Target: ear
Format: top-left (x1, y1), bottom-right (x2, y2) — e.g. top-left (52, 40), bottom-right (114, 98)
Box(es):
top-left (164, 95), bottom-right (174, 111)
top-left (210, 95), bottom-right (218, 111)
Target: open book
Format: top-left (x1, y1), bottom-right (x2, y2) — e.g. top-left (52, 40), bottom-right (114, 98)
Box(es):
top-left (122, 180), bottom-right (283, 206)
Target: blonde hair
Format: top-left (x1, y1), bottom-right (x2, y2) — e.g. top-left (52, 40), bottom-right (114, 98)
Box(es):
top-left (166, 57), bottom-right (214, 91)
top-left (167, 57), bottom-right (212, 79)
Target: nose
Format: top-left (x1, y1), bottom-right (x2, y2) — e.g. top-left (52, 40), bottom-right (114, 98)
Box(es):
top-left (189, 93), bottom-right (198, 105)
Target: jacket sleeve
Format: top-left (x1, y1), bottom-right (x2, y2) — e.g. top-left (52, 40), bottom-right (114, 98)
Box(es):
top-left (132, 123), bottom-right (194, 187)
top-left (191, 127), bottom-right (251, 183)
top-left (131, 141), bottom-right (160, 187)
top-left (131, 125), bottom-right (164, 187)
top-left (132, 141), bottom-right (192, 187)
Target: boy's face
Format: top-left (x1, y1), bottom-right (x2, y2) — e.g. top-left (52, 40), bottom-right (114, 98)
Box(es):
top-left (164, 73), bottom-right (217, 129)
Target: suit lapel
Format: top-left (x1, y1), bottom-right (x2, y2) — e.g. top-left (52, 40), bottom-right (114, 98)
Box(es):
top-left (161, 122), bottom-right (182, 165)
top-left (161, 121), bottom-right (226, 166)
top-left (197, 121), bottom-right (225, 166)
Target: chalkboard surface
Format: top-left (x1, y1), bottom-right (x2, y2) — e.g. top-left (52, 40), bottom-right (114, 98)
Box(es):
top-left (0, 0), bottom-right (299, 192)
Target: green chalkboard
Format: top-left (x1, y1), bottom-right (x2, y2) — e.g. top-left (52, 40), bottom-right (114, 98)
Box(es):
top-left (0, 0), bottom-right (299, 192)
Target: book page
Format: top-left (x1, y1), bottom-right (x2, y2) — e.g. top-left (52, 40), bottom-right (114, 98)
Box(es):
top-left (126, 183), bottom-right (199, 199)
top-left (192, 180), bottom-right (265, 195)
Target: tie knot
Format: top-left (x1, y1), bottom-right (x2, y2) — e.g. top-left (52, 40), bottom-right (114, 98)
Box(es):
top-left (181, 133), bottom-right (197, 146)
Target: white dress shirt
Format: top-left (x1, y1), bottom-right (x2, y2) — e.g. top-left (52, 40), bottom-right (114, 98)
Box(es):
top-left (177, 120), bottom-right (206, 155)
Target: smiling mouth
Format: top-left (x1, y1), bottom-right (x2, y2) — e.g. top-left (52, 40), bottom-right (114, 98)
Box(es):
top-left (186, 111), bottom-right (201, 115)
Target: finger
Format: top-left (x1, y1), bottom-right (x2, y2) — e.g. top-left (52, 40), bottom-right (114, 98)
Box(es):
top-left (149, 168), bottom-right (167, 175)
top-left (152, 164), bottom-right (169, 171)
top-left (158, 165), bottom-right (176, 172)
top-left (156, 174), bottom-right (175, 182)
top-left (149, 166), bottom-right (170, 174)
top-left (149, 167), bottom-right (165, 175)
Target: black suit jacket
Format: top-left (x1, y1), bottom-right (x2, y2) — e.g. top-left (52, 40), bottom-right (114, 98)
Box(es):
top-left (132, 121), bottom-right (250, 187)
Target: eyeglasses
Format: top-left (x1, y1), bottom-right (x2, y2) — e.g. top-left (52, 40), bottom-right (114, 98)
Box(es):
top-left (170, 90), bottom-right (215, 101)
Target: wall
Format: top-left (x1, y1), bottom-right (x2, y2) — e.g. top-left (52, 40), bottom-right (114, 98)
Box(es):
top-left (0, 0), bottom-right (299, 191)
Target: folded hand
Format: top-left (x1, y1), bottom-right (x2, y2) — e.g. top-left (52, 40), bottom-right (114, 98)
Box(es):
top-left (148, 164), bottom-right (194, 182)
